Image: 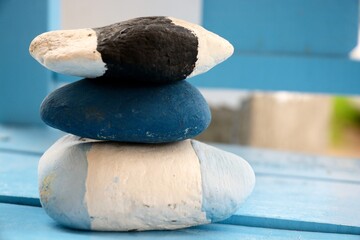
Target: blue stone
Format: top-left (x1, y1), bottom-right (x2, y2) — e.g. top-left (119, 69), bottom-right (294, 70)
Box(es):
top-left (40, 78), bottom-right (211, 143)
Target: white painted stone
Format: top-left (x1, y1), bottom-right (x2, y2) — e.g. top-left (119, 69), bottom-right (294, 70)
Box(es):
top-left (169, 17), bottom-right (234, 78)
top-left (38, 135), bottom-right (255, 231)
top-left (191, 140), bottom-right (256, 222)
top-left (29, 17), bottom-right (233, 80)
top-left (29, 29), bottom-right (107, 78)
top-left (38, 135), bottom-right (97, 229)
top-left (85, 139), bottom-right (207, 231)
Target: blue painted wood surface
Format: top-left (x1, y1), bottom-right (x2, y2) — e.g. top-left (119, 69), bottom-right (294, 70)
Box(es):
top-left (1, 203), bottom-right (359, 240)
top-left (0, 0), bottom-right (59, 124)
top-left (0, 125), bottom-right (63, 154)
top-left (192, 54), bottom-right (360, 95)
top-left (0, 151), bottom-right (40, 206)
top-left (202, 0), bottom-right (358, 55)
top-left (192, 0), bottom-right (360, 95)
top-left (216, 143), bottom-right (360, 182)
top-left (1, 129), bottom-right (360, 234)
top-left (226, 175), bottom-right (360, 235)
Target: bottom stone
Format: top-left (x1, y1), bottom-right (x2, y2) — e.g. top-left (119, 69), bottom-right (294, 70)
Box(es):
top-left (38, 135), bottom-right (255, 231)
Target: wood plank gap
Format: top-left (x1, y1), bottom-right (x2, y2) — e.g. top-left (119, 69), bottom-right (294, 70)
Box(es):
top-left (221, 215), bottom-right (360, 235)
top-left (0, 147), bottom-right (43, 157)
top-left (0, 195), bottom-right (41, 207)
top-left (255, 172), bottom-right (360, 185)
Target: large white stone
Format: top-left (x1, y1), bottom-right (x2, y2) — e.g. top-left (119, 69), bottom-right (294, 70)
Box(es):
top-left (38, 135), bottom-right (255, 231)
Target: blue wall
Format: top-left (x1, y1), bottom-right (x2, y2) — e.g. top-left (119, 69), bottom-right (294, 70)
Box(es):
top-left (0, 0), bottom-right (59, 124)
top-left (193, 0), bottom-right (360, 95)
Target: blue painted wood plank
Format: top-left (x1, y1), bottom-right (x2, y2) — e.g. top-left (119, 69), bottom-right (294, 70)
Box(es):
top-left (225, 175), bottom-right (360, 235)
top-left (0, 0), bottom-right (59, 124)
top-left (203, 0), bottom-right (359, 55)
top-left (192, 54), bottom-right (360, 95)
top-left (0, 151), bottom-right (40, 206)
top-left (1, 203), bottom-right (358, 240)
top-left (0, 195), bottom-right (40, 207)
top-left (215, 144), bottom-right (360, 183)
top-left (0, 125), bottom-right (64, 155)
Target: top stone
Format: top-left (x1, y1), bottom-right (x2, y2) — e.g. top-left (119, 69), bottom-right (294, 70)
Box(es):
top-left (29, 16), bottom-right (233, 83)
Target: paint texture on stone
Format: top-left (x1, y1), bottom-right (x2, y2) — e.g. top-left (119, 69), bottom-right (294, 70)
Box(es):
top-left (38, 135), bottom-right (93, 229)
top-left (40, 78), bottom-right (211, 143)
top-left (191, 140), bottom-right (256, 222)
top-left (29, 28), bottom-right (106, 78)
top-left (94, 17), bottom-right (198, 82)
top-left (29, 16), bottom-right (233, 82)
top-left (38, 135), bottom-right (255, 231)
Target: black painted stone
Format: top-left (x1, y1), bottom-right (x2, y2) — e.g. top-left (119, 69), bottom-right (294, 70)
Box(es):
top-left (94, 16), bottom-right (198, 83)
top-left (40, 78), bottom-right (211, 143)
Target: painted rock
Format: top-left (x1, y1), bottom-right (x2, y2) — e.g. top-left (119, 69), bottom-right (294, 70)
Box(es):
top-left (29, 16), bottom-right (233, 83)
top-left (40, 78), bottom-right (211, 143)
top-left (39, 135), bottom-right (255, 231)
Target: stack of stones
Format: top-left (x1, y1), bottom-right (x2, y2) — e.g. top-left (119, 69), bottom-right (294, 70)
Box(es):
top-left (29, 16), bottom-right (255, 231)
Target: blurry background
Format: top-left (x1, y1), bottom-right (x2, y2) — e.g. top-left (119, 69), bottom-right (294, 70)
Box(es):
top-left (1, 0), bottom-right (360, 157)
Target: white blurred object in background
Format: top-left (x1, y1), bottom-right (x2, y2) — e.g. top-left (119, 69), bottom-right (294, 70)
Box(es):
top-left (61, 0), bottom-right (202, 29)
